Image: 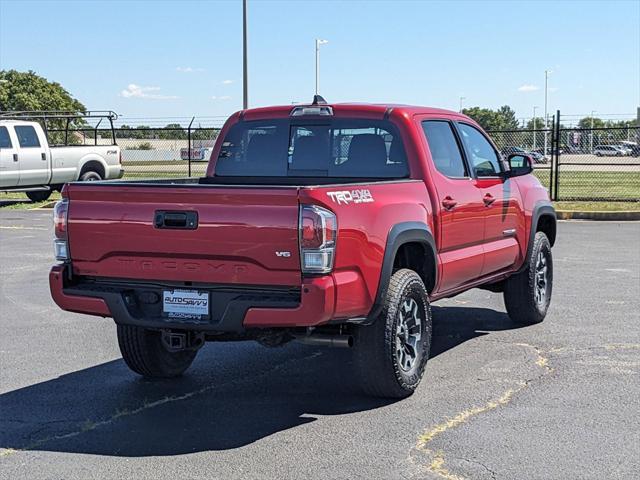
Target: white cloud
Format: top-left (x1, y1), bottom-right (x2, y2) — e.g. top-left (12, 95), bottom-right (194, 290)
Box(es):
top-left (221, 79), bottom-right (233, 84)
top-left (176, 66), bottom-right (204, 73)
top-left (211, 95), bottom-right (232, 101)
top-left (120, 84), bottom-right (179, 100)
top-left (517, 84), bottom-right (540, 92)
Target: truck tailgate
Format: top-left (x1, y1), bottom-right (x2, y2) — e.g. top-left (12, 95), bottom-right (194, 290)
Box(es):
top-left (66, 184), bottom-right (301, 286)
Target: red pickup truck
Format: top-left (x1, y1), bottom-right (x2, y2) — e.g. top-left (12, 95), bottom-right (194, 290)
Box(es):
top-left (49, 98), bottom-right (556, 398)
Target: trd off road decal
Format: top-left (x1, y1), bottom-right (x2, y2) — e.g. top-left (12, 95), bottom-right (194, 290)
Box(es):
top-left (326, 189), bottom-right (374, 205)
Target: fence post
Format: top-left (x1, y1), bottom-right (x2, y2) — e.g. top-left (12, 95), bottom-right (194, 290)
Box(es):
top-left (187, 116), bottom-right (194, 177)
top-left (544, 117), bottom-right (556, 200)
top-left (553, 110), bottom-right (561, 201)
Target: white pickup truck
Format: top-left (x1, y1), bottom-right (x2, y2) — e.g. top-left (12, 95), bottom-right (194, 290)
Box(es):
top-left (0, 118), bottom-right (123, 201)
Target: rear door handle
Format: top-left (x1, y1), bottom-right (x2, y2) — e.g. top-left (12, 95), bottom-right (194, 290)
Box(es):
top-left (483, 193), bottom-right (496, 206)
top-left (41, 152), bottom-right (47, 161)
top-left (441, 196), bottom-right (457, 210)
top-left (13, 153), bottom-right (18, 162)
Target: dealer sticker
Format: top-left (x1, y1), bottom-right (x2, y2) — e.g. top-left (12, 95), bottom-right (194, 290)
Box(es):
top-left (163, 290), bottom-right (209, 319)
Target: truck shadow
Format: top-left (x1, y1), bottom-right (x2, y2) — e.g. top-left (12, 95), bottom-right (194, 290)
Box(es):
top-left (0, 306), bottom-right (523, 457)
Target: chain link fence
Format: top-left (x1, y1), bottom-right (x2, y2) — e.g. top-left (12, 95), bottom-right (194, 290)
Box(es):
top-left (78, 123), bottom-right (640, 202)
top-left (487, 125), bottom-right (640, 201)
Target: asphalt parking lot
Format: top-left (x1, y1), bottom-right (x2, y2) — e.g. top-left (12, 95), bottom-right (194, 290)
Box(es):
top-left (1, 210), bottom-right (638, 480)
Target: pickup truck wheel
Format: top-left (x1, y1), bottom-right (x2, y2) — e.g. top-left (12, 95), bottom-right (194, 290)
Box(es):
top-left (354, 269), bottom-right (432, 398)
top-left (26, 190), bottom-right (52, 202)
top-left (503, 231), bottom-right (553, 325)
top-left (80, 170), bottom-right (102, 182)
top-left (117, 325), bottom-right (197, 378)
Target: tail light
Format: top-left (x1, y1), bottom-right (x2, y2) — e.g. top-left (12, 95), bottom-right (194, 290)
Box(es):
top-left (299, 205), bottom-right (336, 274)
top-left (53, 199), bottom-right (70, 262)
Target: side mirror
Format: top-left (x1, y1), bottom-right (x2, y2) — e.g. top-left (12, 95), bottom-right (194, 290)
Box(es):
top-left (505, 153), bottom-right (533, 177)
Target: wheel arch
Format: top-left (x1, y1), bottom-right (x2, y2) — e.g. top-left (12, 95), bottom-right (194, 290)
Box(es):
top-left (517, 201), bottom-right (556, 274)
top-left (77, 156), bottom-right (107, 180)
top-left (366, 221), bottom-right (437, 323)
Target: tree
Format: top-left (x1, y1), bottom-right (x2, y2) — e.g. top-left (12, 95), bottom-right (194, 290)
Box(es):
top-left (577, 116), bottom-right (605, 129)
top-left (0, 70), bottom-right (87, 144)
top-left (0, 69), bottom-right (85, 113)
top-left (461, 105), bottom-right (520, 131)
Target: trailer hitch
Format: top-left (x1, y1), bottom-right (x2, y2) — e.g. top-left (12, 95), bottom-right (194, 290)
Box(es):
top-left (161, 329), bottom-right (205, 352)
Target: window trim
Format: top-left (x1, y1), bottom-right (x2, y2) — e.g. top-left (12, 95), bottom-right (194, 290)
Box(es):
top-left (0, 126), bottom-right (13, 149)
top-left (420, 118), bottom-right (471, 180)
top-left (454, 121), bottom-right (504, 178)
top-left (14, 125), bottom-right (42, 149)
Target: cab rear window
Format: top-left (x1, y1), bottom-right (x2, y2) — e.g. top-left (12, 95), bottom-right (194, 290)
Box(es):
top-left (215, 118), bottom-right (409, 178)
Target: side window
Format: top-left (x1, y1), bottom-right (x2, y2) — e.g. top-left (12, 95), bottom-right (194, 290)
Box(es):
top-left (458, 123), bottom-right (501, 177)
top-left (421, 121), bottom-right (467, 178)
top-left (0, 127), bottom-right (12, 148)
top-left (14, 126), bottom-right (41, 148)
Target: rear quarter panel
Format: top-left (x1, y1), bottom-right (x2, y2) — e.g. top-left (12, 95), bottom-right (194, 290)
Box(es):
top-left (300, 180), bottom-right (432, 319)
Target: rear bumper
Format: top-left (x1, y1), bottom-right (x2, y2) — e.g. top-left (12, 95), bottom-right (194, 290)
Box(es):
top-left (49, 265), bottom-right (335, 332)
top-left (105, 165), bottom-right (125, 180)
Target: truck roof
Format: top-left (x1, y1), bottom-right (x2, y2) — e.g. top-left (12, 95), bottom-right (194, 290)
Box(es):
top-left (237, 102), bottom-right (469, 122)
top-left (0, 119), bottom-right (40, 126)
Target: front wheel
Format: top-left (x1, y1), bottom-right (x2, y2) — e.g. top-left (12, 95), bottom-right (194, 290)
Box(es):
top-left (503, 232), bottom-right (553, 325)
top-left (354, 269), bottom-right (432, 398)
top-left (117, 325), bottom-right (197, 378)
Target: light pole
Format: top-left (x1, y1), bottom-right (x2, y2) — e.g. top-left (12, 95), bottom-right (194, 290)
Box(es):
top-left (459, 96), bottom-right (466, 113)
top-left (533, 106), bottom-right (538, 151)
top-left (315, 39), bottom-right (328, 96)
top-left (590, 110), bottom-right (596, 153)
top-left (242, 0), bottom-right (248, 109)
top-left (544, 69), bottom-right (551, 156)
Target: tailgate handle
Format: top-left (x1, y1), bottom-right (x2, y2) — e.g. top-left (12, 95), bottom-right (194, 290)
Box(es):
top-left (154, 211), bottom-right (198, 229)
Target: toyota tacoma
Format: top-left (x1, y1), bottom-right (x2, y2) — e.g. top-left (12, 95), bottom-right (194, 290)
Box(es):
top-left (49, 98), bottom-right (556, 398)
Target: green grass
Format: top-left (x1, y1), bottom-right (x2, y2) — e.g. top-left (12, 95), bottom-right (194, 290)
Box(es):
top-left (0, 191), bottom-right (61, 210)
top-left (553, 201), bottom-right (640, 212)
top-left (534, 170), bottom-right (640, 201)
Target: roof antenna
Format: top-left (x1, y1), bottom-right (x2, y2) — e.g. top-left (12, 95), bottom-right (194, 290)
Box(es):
top-left (312, 95), bottom-right (327, 105)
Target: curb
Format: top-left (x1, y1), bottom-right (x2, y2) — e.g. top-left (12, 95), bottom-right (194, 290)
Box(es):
top-left (556, 210), bottom-right (640, 221)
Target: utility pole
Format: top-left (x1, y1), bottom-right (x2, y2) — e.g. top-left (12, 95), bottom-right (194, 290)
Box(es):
top-left (242, 0), bottom-right (248, 109)
top-left (459, 96), bottom-right (466, 113)
top-left (544, 70), bottom-right (550, 156)
top-left (533, 106), bottom-right (538, 151)
top-left (590, 110), bottom-right (596, 153)
top-left (315, 39), bottom-right (328, 96)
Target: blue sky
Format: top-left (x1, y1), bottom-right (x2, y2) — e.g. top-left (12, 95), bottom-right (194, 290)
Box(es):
top-left (1, 0), bottom-right (638, 124)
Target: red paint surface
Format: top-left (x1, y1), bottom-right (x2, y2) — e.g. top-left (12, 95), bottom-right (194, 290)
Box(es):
top-left (51, 103), bottom-right (550, 326)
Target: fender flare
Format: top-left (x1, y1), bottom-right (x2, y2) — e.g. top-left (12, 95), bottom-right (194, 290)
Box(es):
top-left (516, 201), bottom-right (556, 274)
top-left (366, 221), bottom-right (437, 323)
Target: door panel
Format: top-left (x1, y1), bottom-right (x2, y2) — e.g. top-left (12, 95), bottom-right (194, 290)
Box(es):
top-left (476, 177), bottom-right (521, 274)
top-left (0, 126), bottom-right (19, 187)
top-left (419, 119), bottom-right (485, 293)
top-left (455, 122), bottom-right (522, 276)
top-left (14, 125), bottom-right (49, 186)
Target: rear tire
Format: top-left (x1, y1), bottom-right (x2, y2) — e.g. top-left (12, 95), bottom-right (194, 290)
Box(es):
top-left (503, 232), bottom-right (553, 325)
top-left (80, 170), bottom-right (102, 181)
top-left (117, 325), bottom-right (197, 378)
top-left (26, 190), bottom-right (52, 202)
top-left (354, 269), bottom-right (432, 398)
